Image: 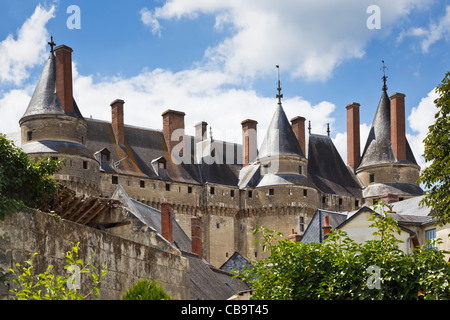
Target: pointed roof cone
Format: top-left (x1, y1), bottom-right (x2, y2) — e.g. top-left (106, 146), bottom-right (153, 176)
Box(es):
top-left (20, 53), bottom-right (65, 123)
top-left (258, 103), bottom-right (304, 159)
top-left (358, 89), bottom-right (395, 168)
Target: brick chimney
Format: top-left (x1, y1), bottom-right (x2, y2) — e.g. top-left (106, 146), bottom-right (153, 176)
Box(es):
top-left (110, 99), bottom-right (125, 146)
top-left (241, 119), bottom-right (258, 166)
top-left (55, 45), bottom-right (74, 114)
top-left (290, 116), bottom-right (306, 156)
top-left (161, 200), bottom-right (173, 244)
top-left (194, 121), bottom-right (208, 141)
top-left (346, 102), bottom-right (361, 170)
top-left (191, 210), bottom-right (202, 259)
top-left (390, 93), bottom-right (406, 161)
top-left (162, 110), bottom-right (185, 154)
top-left (322, 215), bottom-right (332, 236)
top-left (380, 193), bottom-right (399, 204)
top-left (287, 228), bottom-right (302, 242)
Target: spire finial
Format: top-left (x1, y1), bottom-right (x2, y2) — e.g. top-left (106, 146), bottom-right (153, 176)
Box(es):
top-left (276, 65), bottom-right (283, 105)
top-left (327, 123), bottom-right (330, 137)
top-left (209, 126), bottom-right (213, 141)
top-left (308, 120), bottom-right (311, 134)
top-left (48, 36), bottom-right (56, 53)
top-left (381, 60), bottom-right (388, 92)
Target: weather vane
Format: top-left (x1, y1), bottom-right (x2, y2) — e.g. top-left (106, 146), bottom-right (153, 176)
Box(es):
top-left (381, 60), bottom-right (388, 91)
top-left (276, 65), bottom-right (283, 105)
top-left (48, 36), bottom-right (56, 53)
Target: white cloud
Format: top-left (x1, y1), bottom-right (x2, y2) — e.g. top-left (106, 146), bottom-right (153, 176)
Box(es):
top-left (143, 0), bottom-right (429, 81)
top-left (397, 5), bottom-right (450, 52)
top-left (140, 7), bottom-right (162, 37)
top-left (407, 88), bottom-right (439, 169)
top-left (0, 4), bottom-right (55, 85)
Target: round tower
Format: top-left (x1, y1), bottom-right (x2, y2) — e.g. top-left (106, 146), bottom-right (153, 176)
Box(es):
top-left (19, 42), bottom-right (100, 196)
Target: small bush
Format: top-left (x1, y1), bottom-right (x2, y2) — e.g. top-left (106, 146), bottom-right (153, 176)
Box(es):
top-left (121, 278), bottom-right (171, 300)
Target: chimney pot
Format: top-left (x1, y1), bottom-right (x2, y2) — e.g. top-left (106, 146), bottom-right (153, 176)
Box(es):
top-left (241, 119), bottom-right (258, 166)
top-left (161, 202), bottom-right (173, 244)
top-left (110, 99), bottom-right (125, 146)
top-left (346, 102), bottom-right (361, 170)
top-left (55, 45), bottom-right (74, 114)
top-left (323, 215), bottom-right (332, 235)
top-left (390, 93), bottom-right (407, 161)
top-left (290, 116), bottom-right (306, 156)
top-left (287, 228), bottom-right (302, 242)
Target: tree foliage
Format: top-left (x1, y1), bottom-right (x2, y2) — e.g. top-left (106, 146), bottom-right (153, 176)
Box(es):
top-left (121, 278), bottom-right (172, 300)
top-left (237, 202), bottom-right (450, 300)
top-left (9, 242), bottom-right (108, 300)
top-left (0, 134), bottom-right (62, 219)
top-left (419, 71), bottom-right (450, 226)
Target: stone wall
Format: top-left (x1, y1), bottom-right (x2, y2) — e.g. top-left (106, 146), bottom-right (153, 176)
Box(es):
top-left (0, 209), bottom-right (189, 300)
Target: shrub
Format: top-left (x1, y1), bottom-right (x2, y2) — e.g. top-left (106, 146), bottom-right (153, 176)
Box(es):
top-left (121, 278), bottom-right (171, 300)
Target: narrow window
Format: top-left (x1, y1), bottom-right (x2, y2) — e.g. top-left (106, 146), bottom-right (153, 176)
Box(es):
top-left (112, 176), bottom-right (118, 184)
top-left (299, 217), bottom-right (305, 232)
top-left (369, 174), bottom-right (375, 183)
top-left (165, 184), bottom-right (170, 191)
top-left (322, 196), bottom-right (326, 204)
top-left (355, 200), bottom-right (359, 208)
top-left (426, 229), bottom-right (437, 250)
top-left (83, 161), bottom-right (88, 169)
top-left (230, 190), bottom-right (235, 198)
top-left (188, 186), bottom-right (192, 194)
top-left (210, 187), bottom-right (215, 195)
top-left (303, 189), bottom-right (308, 197)
top-left (269, 188), bottom-right (274, 196)
top-left (140, 180), bottom-right (145, 188)
top-left (299, 166), bottom-right (302, 175)
top-left (339, 198), bottom-right (343, 206)
top-left (248, 190), bottom-right (253, 198)
top-left (216, 223), bottom-right (220, 229)
top-left (27, 131), bottom-right (33, 141)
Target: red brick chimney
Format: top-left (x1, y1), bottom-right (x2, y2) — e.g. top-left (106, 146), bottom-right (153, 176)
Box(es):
top-left (346, 102), bottom-right (361, 170)
top-left (195, 121), bottom-right (208, 141)
top-left (55, 45), bottom-right (74, 114)
top-left (161, 200), bottom-right (173, 244)
top-left (162, 109), bottom-right (185, 154)
top-left (191, 210), bottom-right (202, 259)
top-left (390, 93), bottom-right (406, 161)
top-left (290, 116), bottom-right (306, 156)
top-left (287, 228), bottom-right (302, 242)
top-left (380, 193), bottom-right (399, 204)
top-left (323, 215), bottom-right (332, 236)
top-left (241, 119), bottom-right (258, 166)
top-left (110, 99), bottom-right (125, 146)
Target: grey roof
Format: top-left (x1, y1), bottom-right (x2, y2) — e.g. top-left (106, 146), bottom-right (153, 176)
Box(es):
top-left (220, 252), bottom-right (250, 274)
top-left (258, 104), bottom-right (304, 159)
top-left (389, 195), bottom-right (429, 216)
top-left (256, 173), bottom-right (315, 188)
top-left (362, 182), bottom-right (423, 198)
top-left (301, 209), bottom-right (348, 243)
top-left (20, 53), bottom-right (65, 121)
top-left (112, 185), bottom-right (249, 300)
top-left (358, 90), bottom-right (418, 168)
top-left (21, 140), bottom-right (95, 159)
top-left (307, 134), bottom-right (362, 198)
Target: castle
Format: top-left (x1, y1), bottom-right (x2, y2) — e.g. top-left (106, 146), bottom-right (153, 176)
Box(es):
top-left (16, 41), bottom-right (422, 267)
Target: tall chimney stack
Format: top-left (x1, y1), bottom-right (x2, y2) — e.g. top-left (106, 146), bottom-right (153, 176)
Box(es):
top-left (241, 119), bottom-right (258, 166)
top-left (162, 109), bottom-right (186, 155)
top-left (110, 99), bottom-right (125, 146)
top-left (323, 215), bottom-right (332, 236)
top-left (161, 200), bottom-right (173, 244)
top-left (290, 116), bottom-right (306, 156)
top-left (390, 93), bottom-right (406, 161)
top-left (55, 45), bottom-right (74, 114)
top-left (194, 121), bottom-right (208, 141)
top-left (191, 210), bottom-right (202, 259)
top-left (346, 102), bottom-right (361, 170)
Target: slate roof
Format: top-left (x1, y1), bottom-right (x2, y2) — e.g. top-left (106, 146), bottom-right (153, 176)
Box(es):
top-left (258, 104), bottom-right (304, 159)
top-left (111, 185), bottom-right (250, 300)
top-left (301, 209), bottom-right (347, 243)
top-left (307, 134), bottom-right (362, 198)
top-left (358, 89), bottom-right (418, 168)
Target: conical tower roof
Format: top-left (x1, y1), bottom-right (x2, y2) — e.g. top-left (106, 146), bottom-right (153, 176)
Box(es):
top-left (258, 103), bottom-right (304, 159)
top-left (20, 53), bottom-right (65, 122)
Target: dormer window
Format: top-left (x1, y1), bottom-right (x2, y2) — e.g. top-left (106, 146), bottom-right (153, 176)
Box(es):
top-left (152, 157), bottom-right (167, 178)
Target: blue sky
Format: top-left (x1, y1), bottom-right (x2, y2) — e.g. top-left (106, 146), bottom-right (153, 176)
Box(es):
top-left (0, 0), bottom-right (449, 169)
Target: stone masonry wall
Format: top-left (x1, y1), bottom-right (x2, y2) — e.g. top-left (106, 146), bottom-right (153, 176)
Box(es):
top-left (0, 209), bottom-right (189, 300)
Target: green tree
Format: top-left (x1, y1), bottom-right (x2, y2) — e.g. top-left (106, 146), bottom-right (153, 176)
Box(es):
top-left (419, 71), bottom-right (450, 226)
top-left (237, 202), bottom-right (450, 300)
top-left (9, 242), bottom-right (108, 300)
top-left (0, 134), bottom-right (62, 219)
top-left (121, 278), bottom-right (172, 300)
